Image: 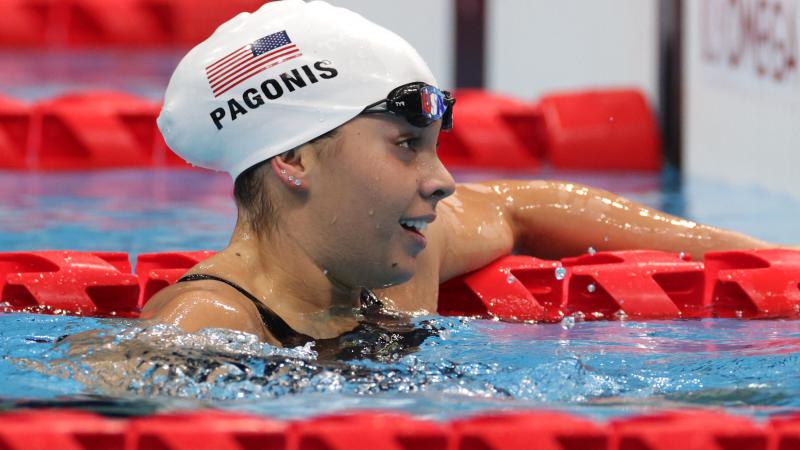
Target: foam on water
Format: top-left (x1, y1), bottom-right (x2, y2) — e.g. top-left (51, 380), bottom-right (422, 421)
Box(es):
top-left (3, 313), bottom-right (800, 420)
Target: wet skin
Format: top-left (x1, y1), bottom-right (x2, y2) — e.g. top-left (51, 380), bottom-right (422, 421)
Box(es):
top-left (141, 115), bottom-right (776, 346)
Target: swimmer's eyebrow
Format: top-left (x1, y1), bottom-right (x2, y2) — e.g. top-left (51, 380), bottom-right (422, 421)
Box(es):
top-left (390, 125), bottom-right (423, 141)
top-left (396, 130), bottom-right (421, 140)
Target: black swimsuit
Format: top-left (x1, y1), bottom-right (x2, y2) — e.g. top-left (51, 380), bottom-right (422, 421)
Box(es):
top-left (176, 274), bottom-right (436, 361)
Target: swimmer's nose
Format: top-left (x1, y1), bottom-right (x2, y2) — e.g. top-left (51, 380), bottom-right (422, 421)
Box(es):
top-left (420, 157), bottom-right (456, 203)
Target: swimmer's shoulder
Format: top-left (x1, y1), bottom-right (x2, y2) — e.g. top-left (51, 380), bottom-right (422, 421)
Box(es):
top-left (140, 275), bottom-right (278, 345)
top-left (431, 181), bottom-right (517, 281)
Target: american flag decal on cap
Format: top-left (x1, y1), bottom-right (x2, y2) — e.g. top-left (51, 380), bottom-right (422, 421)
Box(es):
top-left (205, 30), bottom-right (302, 97)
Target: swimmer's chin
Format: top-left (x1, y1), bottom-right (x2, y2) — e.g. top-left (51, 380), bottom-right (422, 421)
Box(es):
top-left (372, 268), bottom-right (415, 289)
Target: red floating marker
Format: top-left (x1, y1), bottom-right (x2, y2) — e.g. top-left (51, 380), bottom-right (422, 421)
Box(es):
top-left (32, 91), bottom-right (162, 170)
top-left (128, 412), bottom-right (287, 450)
top-left (438, 89), bottom-right (541, 170)
top-left (438, 255), bottom-right (563, 322)
top-left (537, 89), bottom-right (661, 171)
top-left (0, 410), bottom-right (125, 450)
top-left (610, 410), bottom-right (768, 450)
top-left (767, 413), bottom-right (800, 449)
top-left (0, 0), bottom-right (60, 47)
top-left (64, 0), bottom-right (173, 47)
top-left (136, 251), bottom-right (215, 306)
top-left (451, 412), bottom-right (609, 450)
top-left (704, 249), bottom-right (800, 318)
top-left (561, 250), bottom-right (705, 320)
top-left (0, 251), bottom-right (139, 316)
top-left (169, 0), bottom-right (272, 47)
top-left (0, 95), bottom-right (31, 169)
top-left (293, 412), bottom-right (452, 450)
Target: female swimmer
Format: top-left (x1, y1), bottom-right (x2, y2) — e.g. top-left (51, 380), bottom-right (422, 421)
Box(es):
top-left (143, 0), bottom-right (782, 349)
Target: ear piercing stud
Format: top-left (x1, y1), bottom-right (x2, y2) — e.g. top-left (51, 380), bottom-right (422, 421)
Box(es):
top-left (282, 172), bottom-right (301, 187)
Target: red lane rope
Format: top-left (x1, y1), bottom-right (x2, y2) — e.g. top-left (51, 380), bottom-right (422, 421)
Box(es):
top-left (1, 249), bottom-right (797, 320)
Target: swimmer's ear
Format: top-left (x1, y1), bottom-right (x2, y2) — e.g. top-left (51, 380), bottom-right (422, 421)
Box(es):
top-left (271, 148), bottom-right (310, 190)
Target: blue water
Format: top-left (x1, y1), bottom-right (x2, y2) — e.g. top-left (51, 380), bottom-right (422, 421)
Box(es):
top-left (1, 169), bottom-right (799, 420)
top-left (3, 313), bottom-right (800, 420)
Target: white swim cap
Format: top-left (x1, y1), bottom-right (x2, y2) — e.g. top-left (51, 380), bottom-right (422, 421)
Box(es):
top-left (157, 0), bottom-right (438, 180)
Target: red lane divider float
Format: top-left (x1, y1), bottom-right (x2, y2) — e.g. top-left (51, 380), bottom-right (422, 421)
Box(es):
top-left (0, 251), bottom-right (139, 316)
top-left (437, 90), bottom-right (542, 170)
top-left (437, 88), bottom-right (661, 172)
top-left (294, 412), bottom-right (451, 450)
top-left (560, 250), bottom-right (705, 320)
top-left (0, 249), bottom-right (798, 320)
top-left (0, 410), bottom-right (126, 450)
top-left (0, 87), bottom-right (660, 172)
top-left (768, 414), bottom-right (800, 449)
top-left (610, 410), bottom-right (769, 450)
top-left (0, 0), bottom-right (271, 48)
top-left (128, 412), bottom-right (287, 450)
top-left (538, 89), bottom-right (662, 171)
top-left (451, 411), bottom-right (608, 450)
top-left (136, 250), bottom-right (216, 307)
top-left (438, 255), bottom-right (562, 321)
top-left (0, 96), bottom-right (30, 169)
top-left (32, 91), bottom-right (190, 170)
top-left (3, 409), bottom-right (800, 450)
top-left (438, 249), bottom-right (800, 322)
top-left (705, 249), bottom-right (800, 319)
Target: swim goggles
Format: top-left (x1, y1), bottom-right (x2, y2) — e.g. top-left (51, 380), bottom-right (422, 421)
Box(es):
top-left (361, 82), bottom-right (455, 130)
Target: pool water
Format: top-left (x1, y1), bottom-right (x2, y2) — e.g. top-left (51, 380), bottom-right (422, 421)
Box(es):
top-left (1, 168), bottom-right (799, 421)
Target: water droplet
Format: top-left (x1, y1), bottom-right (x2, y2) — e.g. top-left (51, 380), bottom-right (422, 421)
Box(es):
top-left (554, 267), bottom-right (567, 280)
top-left (560, 316), bottom-right (576, 330)
top-left (506, 275), bottom-right (515, 284)
top-left (614, 310), bottom-right (628, 321)
top-left (603, 235), bottom-right (609, 242)
top-left (322, 269), bottom-right (328, 275)
top-left (679, 251), bottom-right (686, 259)
top-left (587, 246), bottom-right (596, 256)
top-left (735, 310), bottom-right (743, 318)
top-left (587, 283), bottom-right (596, 293)
top-left (368, 209), bottom-right (374, 216)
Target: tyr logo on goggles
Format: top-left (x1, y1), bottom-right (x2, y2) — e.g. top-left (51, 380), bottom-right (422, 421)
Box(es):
top-left (361, 82), bottom-right (455, 130)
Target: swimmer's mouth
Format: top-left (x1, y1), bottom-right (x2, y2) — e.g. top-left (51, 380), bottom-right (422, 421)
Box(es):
top-left (399, 216), bottom-right (435, 234)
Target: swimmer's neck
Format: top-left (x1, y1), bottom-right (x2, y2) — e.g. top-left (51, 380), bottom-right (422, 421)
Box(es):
top-left (225, 218), bottom-right (363, 316)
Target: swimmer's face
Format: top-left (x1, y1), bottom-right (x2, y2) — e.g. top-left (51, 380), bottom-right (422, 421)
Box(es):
top-left (302, 114), bottom-right (455, 288)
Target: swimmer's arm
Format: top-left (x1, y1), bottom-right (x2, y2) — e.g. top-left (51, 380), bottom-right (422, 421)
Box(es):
top-left (437, 180), bottom-right (773, 280)
top-left (140, 288), bottom-right (278, 345)
top-left (496, 179), bottom-right (772, 260)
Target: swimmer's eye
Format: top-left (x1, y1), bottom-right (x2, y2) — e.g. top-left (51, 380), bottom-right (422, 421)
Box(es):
top-left (396, 137), bottom-right (420, 151)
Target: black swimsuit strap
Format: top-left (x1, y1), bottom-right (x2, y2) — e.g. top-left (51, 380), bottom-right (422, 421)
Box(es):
top-left (176, 274), bottom-right (432, 361)
top-left (176, 273), bottom-right (314, 346)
